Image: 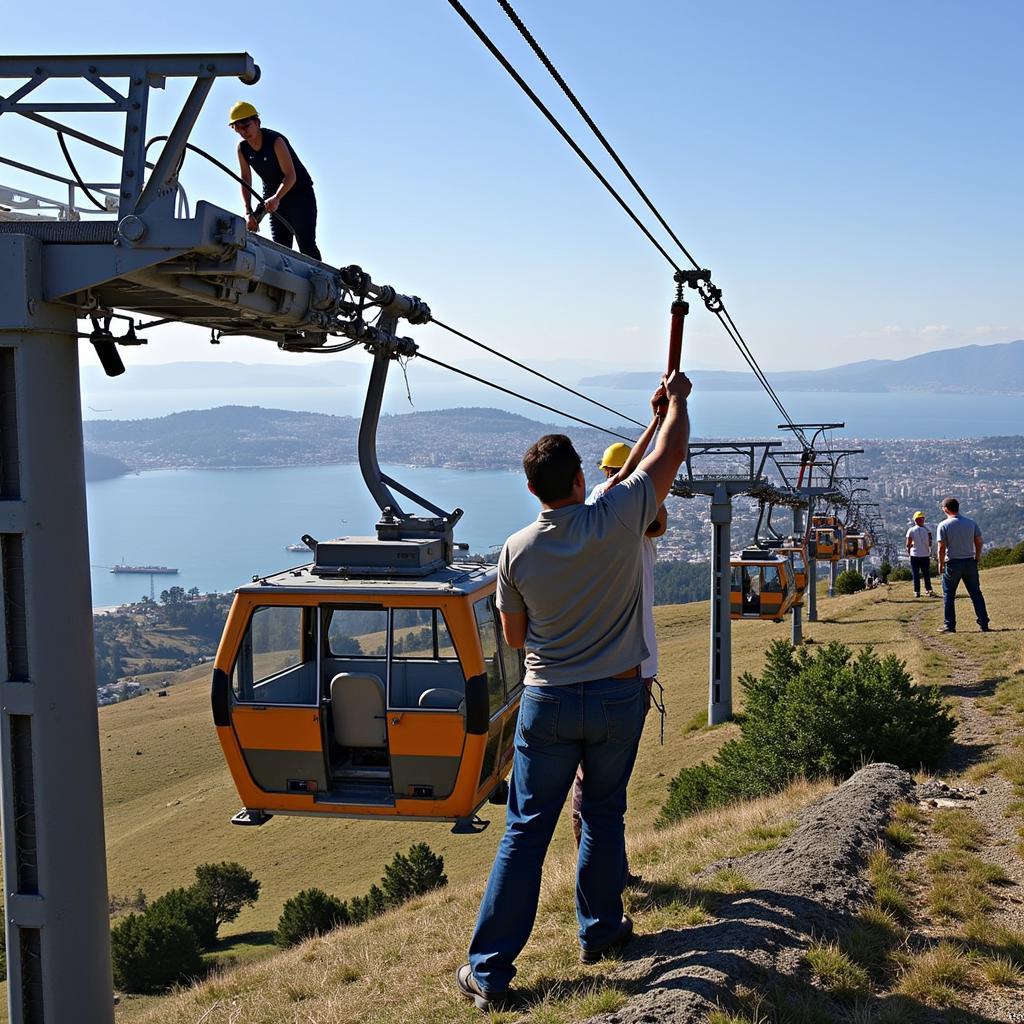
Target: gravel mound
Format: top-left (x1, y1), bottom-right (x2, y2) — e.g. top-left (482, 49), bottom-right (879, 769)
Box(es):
top-left (586, 763), bottom-right (915, 1024)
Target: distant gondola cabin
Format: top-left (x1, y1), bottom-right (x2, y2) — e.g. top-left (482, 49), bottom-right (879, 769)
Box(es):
top-left (729, 550), bottom-right (799, 622)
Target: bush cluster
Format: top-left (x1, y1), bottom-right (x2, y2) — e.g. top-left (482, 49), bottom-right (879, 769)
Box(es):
top-left (111, 862), bottom-right (260, 993)
top-left (979, 541), bottom-right (1024, 569)
top-left (275, 843), bottom-right (447, 947)
top-left (833, 569), bottom-right (866, 595)
top-left (658, 641), bottom-right (955, 827)
top-left (889, 566), bottom-right (913, 581)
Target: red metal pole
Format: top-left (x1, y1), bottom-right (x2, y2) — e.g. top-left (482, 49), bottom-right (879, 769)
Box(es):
top-left (657, 287), bottom-right (688, 415)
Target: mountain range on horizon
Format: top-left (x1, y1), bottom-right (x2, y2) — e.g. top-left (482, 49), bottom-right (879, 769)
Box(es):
top-left (80, 339), bottom-right (1024, 397)
top-left (580, 338), bottom-right (1024, 395)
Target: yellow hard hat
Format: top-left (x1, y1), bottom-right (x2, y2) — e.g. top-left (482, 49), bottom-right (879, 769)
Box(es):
top-left (599, 442), bottom-right (631, 470)
top-left (913, 510), bottom-right (925, 520)
top-left (228, 101), bottom-right (259, 124)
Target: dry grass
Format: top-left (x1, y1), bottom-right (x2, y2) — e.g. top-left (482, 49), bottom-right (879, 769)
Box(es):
top-left (896, 941), bottom-right (973, 1006)
top-left (115, 780), bottom-right (827, 1024)
top-left (95, 566), bottom-right (1024, 1023)
top-left (804, 941), bottom-right (871, 1001)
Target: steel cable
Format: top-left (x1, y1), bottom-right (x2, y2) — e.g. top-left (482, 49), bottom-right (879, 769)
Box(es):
top-left (56, 132), bottom-right (110, 212)
top-left (144, 135), bottom-right (298, 239)
top-left (416, 352), bottom-right (639, 443)
top-left (495, 0), bottom-right (703, 273)
top-left (445, 0), bottom-right (683, 272)
top-left (430, 317), bottom-right (648, 429)
top-left (449, 0), bottom-right (808, 446)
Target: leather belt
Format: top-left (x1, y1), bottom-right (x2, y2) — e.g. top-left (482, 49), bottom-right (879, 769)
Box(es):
top-left (612, 666), bottom-right (640, 679)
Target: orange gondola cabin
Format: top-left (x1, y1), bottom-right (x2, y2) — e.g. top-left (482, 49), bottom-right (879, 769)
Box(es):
top-left (213, 538), bottom-right (522, 829)
top-left (211, 282), bottom-right (523, 831)
top-left (729, 549), bottom-right (799, 622)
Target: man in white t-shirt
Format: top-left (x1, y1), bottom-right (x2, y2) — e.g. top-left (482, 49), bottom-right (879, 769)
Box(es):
top-left (568, 427), bottom-right (667, 854)
top-left (905, 510), bottom-right (936, 597)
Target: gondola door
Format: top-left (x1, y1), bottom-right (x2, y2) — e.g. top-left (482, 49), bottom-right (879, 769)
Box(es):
top-left (221, 601), bottom-right (328, 797)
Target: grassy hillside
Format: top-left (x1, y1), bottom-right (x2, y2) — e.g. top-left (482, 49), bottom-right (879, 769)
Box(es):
top-left (98, 565), bottom-right (1024, 1022)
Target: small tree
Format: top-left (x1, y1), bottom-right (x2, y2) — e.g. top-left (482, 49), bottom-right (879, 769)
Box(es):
top-left (193, 862), bottom-right (261, 933)
top-left (834, 569), bottom-right (866, 595)
top-left (110, 909), bottom-right (203, 993)
top-left (148, 887), bottom-right (218, 950)
top-left (879, 558), bottom-right (892, 583)
top-left (380, 843), bottom-right (447, 907)
top-left (275, 888), bottom-right (350, 947)
top-left (889, 566), bottom-right (912, 581)
top-left (349, 884), bottom-right (387, 924)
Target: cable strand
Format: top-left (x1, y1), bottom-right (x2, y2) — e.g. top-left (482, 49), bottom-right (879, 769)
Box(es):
top-left (495, 0), bottom-right (702, 272)
top-left (56, 132), bottom-right (109, 212)
top-left (416, 352), bottom-right (638, 443)
top-left (445, 0), bottom-right (682, 272)
top-left (430, 317), bottom-right (648, 429)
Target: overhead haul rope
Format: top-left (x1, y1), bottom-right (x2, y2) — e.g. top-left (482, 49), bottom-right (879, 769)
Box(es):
top-left (446, 0), bottom-right (807, 444)
top-left (416, 352), bottom-right (638, 443)
top-left (430, 318), bottom-right (647, 430)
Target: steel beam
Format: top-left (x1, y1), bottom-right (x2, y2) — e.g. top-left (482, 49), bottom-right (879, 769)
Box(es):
top-left (0, 233), bottom-right (113, 1024)
top-left (792, 506), bottom-right (804, 645)
top-left (708, 484), bottom-right (732, 724)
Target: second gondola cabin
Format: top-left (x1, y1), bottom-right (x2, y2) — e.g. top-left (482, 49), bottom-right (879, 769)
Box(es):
top-left (212, 536), bottom-right (522, 829)
top-left (729, 549), bottom-right (799, 622)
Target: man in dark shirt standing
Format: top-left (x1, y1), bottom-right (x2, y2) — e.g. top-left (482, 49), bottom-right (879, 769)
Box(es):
top-left (229, 101), bottom-right (321, 260)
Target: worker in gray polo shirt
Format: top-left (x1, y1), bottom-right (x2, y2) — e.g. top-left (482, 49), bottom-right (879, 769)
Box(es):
top-left (936, 496), bottom-right (990, 633)
top-left (457, 370), bottom-right (691, 1012)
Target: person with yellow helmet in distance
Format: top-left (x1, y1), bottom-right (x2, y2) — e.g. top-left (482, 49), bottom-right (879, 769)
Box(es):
top-left (569, 406), bottom-right (668, 862)
top-left (229, 101), bottom-right (321, 260)
top-left (905, 510), bottom-right (936, 598)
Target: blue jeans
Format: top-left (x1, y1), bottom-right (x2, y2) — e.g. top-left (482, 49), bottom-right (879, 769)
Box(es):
top-left (468, 676), bottom-right (646, 993)
top-left (910, 555), bottom-right (932, 595)
top-left (942, 558), bottom-right (989, 630)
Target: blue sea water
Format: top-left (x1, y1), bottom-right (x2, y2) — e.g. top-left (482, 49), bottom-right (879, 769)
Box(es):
top-left (83, 378), bottom-right (1023, 608)
top-left (87, 463), bottom-right (539, 608)
top-left (81, 378), bottom-right (1024, 441)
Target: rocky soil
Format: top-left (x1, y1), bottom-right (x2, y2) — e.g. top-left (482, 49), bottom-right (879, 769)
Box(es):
top-left (588, 763), bottom-right (916, 1024)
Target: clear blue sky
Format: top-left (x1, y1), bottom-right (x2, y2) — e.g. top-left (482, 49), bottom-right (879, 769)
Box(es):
top-left (3, 0), bottom-right (1021, 374)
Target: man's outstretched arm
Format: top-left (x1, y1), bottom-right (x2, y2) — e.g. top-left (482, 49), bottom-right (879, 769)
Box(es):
top-left (638, 371), bottom-right (692, 507)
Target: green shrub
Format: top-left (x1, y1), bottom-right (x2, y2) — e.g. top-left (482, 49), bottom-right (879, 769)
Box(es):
top-left (979, 541), bottom-right (1024, 569)
top-left (879, 559), bottom-right (892, 583)
top-left (658, 641), bottom-right (955, 827)
top-left (834, 569), bottom-right (866, 595)
top-left (110, 909), bottom-right (203, 993)
top-left (348, 885), bottom-right (387, 925)
top-left (148, 886), bottom-right (218, 950)
top-left (193, 861), bottom-right (260, 932)
top-left (275, 888), bottom-right (350, 947)
top-left (381, 843), bottom-right (448, 906)
top-left (889, 566), bottom-right (912, 581)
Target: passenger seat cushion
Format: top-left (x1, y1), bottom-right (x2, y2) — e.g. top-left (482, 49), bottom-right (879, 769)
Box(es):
top-left (330, 673), bottom-right (386, 748)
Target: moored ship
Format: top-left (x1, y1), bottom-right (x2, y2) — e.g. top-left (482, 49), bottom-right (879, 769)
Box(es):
top-left (110, 564), bottom-right (179, 575)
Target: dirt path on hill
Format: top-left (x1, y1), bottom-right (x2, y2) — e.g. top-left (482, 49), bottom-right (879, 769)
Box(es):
top-left (584, 608), bottom-right (1024, 1024)
top-left (903, 605), bottom-right (1024, 1022)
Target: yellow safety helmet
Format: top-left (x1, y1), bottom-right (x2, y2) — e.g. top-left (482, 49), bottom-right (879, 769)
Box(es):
top-left (228, 101), bottom-right (259, 125)
top-left (913, 510), bottom-right (925, 520)
top-left (599, 442), bottom-right (631, 470)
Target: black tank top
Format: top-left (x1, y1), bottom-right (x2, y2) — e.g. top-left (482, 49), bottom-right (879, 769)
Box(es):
top-left (239, 127), bottom-right (314, 197)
